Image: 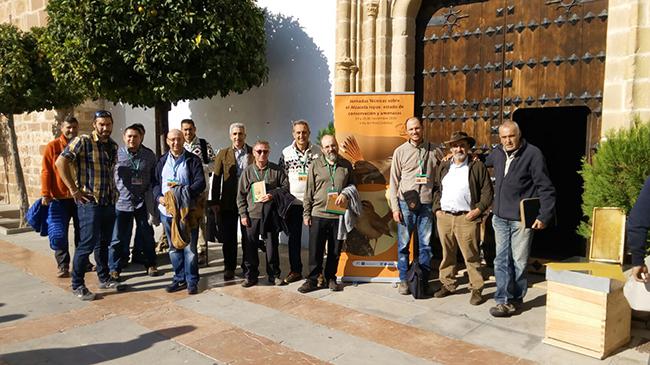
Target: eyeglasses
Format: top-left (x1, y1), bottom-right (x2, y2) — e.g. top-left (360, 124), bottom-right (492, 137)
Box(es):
top-left (255, 150), bottom-right (269, 155)
top-left (94, 110), bottom-right (112, 119)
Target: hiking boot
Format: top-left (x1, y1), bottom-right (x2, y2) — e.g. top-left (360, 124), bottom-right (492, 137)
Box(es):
top-left (187, 285), bottom-right (198, 295)
top-left (328, 279), bottom-right (342, 292)
top-left (99, 279), bottom-right (127, 292)
top-left (489, 303), bottom-right (516, 318)
top-left (73, 286), bottom-right (95, 301)
top-left (224, 269), bottom-right (235, 281)
top-left (283, 272), bottom-right (303, 284)
top-left (398, 281), bottom-right (410, 295)
top-left (147, 267), bottom-right (160, 277)
top-left (433, 286), bottom-right (455, 298)
top-left (109, 271), bottom-right (121, 282)
top-left (241, 278), bottom-right (258, 288)
top-left (297, 280), bottom-right (319, 293)
top-left (56, 267), bottom-right (69, 278)
top-left (470, 289), bottom-right (484, 306)
top-left (165, 281), bottom-right (187, 293)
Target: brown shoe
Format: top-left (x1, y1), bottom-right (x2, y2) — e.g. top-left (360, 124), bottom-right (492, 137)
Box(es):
top-left (433, 286), bottom-right (455, 298)
top-left (297, 280), bottom-right (318, 293)
top-left (470, 289), bottom-right (484, 305)
top-left (109, 271), bottom-right (121, 282)
top-left (398, 281), bottom-right (410, 295)
top-left (147, 267), bottom-right (161, 277)
top-left (328, 279), bottom-right (342, 292)
top-left (283, 272), bottom-right (303, 284)
top-left (316, 273), bottom-right (326, 288)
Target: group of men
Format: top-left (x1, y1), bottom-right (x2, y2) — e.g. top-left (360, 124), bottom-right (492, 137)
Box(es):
top-left (389, 117), bottom-right (555, 318)
top-left (41, 110), bottom-right (557, 318)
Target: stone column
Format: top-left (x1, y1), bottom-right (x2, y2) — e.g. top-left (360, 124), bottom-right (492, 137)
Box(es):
top-left (361, 1), bottom-right (379, 92)
top-left (602, 0), bottom-right (650, 132)
top-left (374, 0), bottom-right (390, 92)
top-left (390, 0), bottom-right (422, 92)
top-left (336, 0), bottom-right (353, 92)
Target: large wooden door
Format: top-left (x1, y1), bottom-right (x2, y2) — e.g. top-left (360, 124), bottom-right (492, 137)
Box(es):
top-left (416, 0), bottom-right (608, 153)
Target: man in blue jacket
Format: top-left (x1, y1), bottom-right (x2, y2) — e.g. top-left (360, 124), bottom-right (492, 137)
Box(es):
top-left (485, 121), bottom-right (556, 317)
top-left (153, 129), bottom-right (206, 295)
top-left (627, 177), bottom-right (650, 283)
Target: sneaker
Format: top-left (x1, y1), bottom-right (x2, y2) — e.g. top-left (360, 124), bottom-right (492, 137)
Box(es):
top-left (283, 271), bottom-right (303, 284)
top-left (433, 286), bottom-right (455, 298)
top-left (56, 267), bottom-right (69, 278)
top-left (241, 278), bottom-right (258, 288)
top-left (223, 269), bottom-right (235, 281)
top-left (398, 281), bottom-right (410, 295)
top-left (489, 303), bottom-right (516, 318)
top-left (99, 279), bottom-right (127, 292)
top-left (147, 267), bottom-right (161, 277)
top-left (73, 286), bottom-right (95, 301)
top-left (328, 279), bottom-right (342, 292)
top-left (187, 285), bottom-right (198, 295)
top-left (297, 280), bottom-right (319, 293)
top-left (109, 271), bottom-right (121, 282)
top-left (470, 289), bottom-right (483, 306)
top-left (165, 281), bottom-right (187, 293)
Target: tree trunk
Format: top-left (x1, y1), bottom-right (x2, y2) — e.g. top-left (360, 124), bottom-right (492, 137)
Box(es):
top-left (154, 101), bottom-right (171, 156)
top-left (5, 114), bottom-right (29, 227)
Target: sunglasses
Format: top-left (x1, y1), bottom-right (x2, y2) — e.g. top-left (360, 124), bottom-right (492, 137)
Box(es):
top-left (255, 150), bottom-right (269, 155)
top-left (94, 110), bottom-right (112, 119)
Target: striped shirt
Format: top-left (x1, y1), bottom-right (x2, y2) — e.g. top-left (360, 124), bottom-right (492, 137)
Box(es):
top-left (61, 131), bottom-right (118, 206)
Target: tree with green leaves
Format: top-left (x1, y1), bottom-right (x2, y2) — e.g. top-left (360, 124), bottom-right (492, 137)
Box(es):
top-left (45, 0), bottom-right (268, 155)
top-left (579, 117), bottom-right (650, 240)
top-left (0, 24), bottom-right (84, 226)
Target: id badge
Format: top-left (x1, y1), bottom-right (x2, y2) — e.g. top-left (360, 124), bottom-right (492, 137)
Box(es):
top-left (167, 178), bottom-right (179, 187)
top-left (415, 173), bottom-right (429, 185)
top-left (298, 172), bottom-right (308, 182)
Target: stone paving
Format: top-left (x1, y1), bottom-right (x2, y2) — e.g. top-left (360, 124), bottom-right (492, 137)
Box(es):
top-left (0, 222), bottom-right (649, 364)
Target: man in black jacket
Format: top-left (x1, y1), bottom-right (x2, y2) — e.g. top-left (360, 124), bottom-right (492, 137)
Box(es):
top-left (627, 177), bottom-right (650, 283)
top-left (485, 121), bottom-right (555, 317)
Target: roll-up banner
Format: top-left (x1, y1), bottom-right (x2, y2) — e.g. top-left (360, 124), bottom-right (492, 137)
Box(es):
top-left (334, 92), bottom-right (414, 283)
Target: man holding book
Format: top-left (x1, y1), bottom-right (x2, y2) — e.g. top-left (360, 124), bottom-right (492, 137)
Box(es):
top-left (485, 121), bottom-right (555, 317)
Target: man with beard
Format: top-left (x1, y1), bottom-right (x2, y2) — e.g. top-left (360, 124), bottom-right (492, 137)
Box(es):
top-left (41, 115), bottom-right (81, 278)
top-left (432, 131), bottom-right (492, 305)
top-left (389, 117), bottom-right (439, 295)
top-left (298, 135), bottom-right (354, 293)
top-left (56, 110), bottom-right (123, 300)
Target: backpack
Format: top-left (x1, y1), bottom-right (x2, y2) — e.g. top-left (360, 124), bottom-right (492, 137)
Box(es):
top-left (406, 260), bottom-right (429, 299)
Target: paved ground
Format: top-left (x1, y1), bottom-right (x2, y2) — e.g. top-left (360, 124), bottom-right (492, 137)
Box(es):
top-left (0, 213), bottom-right (649, 364)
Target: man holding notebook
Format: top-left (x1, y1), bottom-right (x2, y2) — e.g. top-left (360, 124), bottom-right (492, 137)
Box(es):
top-left (485, 121), bottom-right (556, 317)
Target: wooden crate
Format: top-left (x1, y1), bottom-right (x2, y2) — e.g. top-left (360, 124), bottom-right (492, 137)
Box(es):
top-left (543, 281), bottom-right (631, 359)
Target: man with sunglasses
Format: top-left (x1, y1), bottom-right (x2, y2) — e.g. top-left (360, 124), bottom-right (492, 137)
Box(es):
top-left (237, 141), bottom-right (289, 287)
top-left (56, 110), bottom-right (123, 301)
top-left (210, 122), bottom-right (253, 280)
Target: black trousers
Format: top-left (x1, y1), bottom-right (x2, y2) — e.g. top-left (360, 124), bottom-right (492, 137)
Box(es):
top-left (286, 205), bottom-right (304, 274)
top-left (219, 210), bottom-right (248, 273)
top-left (307, 217), bottom-right (341, 282)
top-left (244, 218), bottom-right (280, 281)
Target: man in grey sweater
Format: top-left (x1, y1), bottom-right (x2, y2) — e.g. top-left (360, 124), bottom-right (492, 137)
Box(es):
top-left (237, 140), bottom-right (289, 287)
top-left (389, 117), bottom-right (439, 295)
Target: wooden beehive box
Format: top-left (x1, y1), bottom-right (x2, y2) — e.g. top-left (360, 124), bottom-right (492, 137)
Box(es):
top-left (543, 208), bottom-right (631, 359)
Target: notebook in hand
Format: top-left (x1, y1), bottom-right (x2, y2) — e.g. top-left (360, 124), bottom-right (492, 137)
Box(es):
top-left (520, 198), bottom-right (540, 228)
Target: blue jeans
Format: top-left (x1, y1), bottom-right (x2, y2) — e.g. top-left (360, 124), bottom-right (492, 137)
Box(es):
top-left (492, 215), bottom-right (534, 304)
top-left (397, 200), bottom-right (433, 280)
top-left (109, 206), bottom-right (157, 273)
top-left (161, 215), bottom-right (199, 287)
top-left (72, 203), bottom-right (115, 290)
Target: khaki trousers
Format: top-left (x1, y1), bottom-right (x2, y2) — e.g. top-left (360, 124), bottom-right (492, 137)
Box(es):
top-left (436, 211), bottom-right (484, 291)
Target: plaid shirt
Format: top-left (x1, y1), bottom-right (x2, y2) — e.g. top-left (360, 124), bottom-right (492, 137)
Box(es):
top-left (61, 131), bottom-right (118, 206)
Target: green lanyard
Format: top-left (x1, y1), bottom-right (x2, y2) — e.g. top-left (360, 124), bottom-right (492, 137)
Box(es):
top-left (326, 159), bottom-right (337, 190)
top-left (296, 145), bottom-right (310, 174)
top-left (127, 151), bottom-right (140, 172)
top-left (253, 166), bottom-right (269, 183)
top-left (417, 143), bottom-right (430, 175)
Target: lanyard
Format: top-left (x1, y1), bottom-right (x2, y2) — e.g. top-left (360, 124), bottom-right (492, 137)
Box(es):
top-left (326, 159), bottom-right (337, 188)
top-left (127, 149), bottom-right (140, 172)
top-left (417, 142), bottom-right (430, 174)
top-left (295, 144), bottom-right (310, 173)
top-left (253, 166), bottom-right (269, 183)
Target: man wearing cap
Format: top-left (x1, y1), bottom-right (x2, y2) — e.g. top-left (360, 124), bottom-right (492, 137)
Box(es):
top-left (389, 116), bottom-right (439, 295)
top-left (433, 131), bottom-right (493, 305)
top-left (486, 121), bottom-right (555, 317)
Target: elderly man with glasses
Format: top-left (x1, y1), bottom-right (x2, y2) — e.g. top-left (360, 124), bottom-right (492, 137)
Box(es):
top-left (56, 110), bottom-right (123, 300)
top-left (236, 140), bottom-right (289, 287)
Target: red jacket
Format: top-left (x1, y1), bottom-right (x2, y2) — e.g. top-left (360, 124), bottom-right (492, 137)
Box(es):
top-left (41, 134), bottom-right (72, 199)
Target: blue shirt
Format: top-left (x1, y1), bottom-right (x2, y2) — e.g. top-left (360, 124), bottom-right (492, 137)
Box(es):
top-left (158, 153), bottom-right (191, 217)
top-left (115, 146), bottom-right (157, 212)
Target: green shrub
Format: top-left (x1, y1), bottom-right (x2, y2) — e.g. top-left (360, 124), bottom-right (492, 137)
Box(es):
top-left (579, 117), bottom-right (650, 239)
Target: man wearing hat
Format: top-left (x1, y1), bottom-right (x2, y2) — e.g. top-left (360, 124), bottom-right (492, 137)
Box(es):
top-left (432, 131), bottom-right (493, 305)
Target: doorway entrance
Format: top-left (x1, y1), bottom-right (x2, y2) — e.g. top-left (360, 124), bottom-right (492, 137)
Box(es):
top-left (514, 106), bottom-right (590, 259)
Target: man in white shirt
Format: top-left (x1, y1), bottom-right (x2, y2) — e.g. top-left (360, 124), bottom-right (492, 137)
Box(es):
top-left (432, 131), bottom-right (493, 305)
